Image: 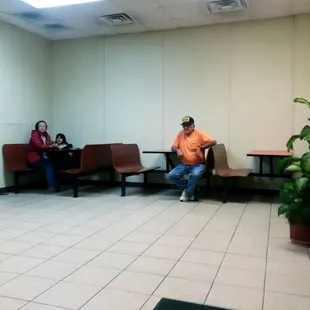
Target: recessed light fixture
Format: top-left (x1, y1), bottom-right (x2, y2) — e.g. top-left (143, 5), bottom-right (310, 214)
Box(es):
top-left (21, 0), bottom-right (103, 9)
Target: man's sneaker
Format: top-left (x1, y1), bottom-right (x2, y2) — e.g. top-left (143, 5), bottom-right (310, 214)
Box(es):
top-left (180, 190), bottom-right (190, 202)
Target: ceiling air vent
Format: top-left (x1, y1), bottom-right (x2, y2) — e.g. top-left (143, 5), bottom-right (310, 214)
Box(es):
top-left (206, 0), bottom-right (248, 13)
top-left (99, 13), bottom-right (134, 26)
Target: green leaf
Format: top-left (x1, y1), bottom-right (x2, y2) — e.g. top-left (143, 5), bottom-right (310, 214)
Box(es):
top-left (278, 204), bottom-right (289, 216)
top-left (300, 125), bottom-right (310, 139)
top-left (286, 135), bottom-right (300, 151)
top-left (283, 181), bottom-right (294, 191)
top-left (294, 177), bottom-right (309, 195)
top-left (300, 152), bottom-right (310, 176)
top-left (276, 156), bottom-right (301, 172)
top-left (303, 134), bottom-right (310, 142)
top-left (285, 164), bottom-right (302, 172)
top-left (294, 97), bottom-right (310, 107)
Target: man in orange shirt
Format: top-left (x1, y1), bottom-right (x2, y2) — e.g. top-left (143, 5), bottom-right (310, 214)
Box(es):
top-left (169, 116), bottom-right (217, 202)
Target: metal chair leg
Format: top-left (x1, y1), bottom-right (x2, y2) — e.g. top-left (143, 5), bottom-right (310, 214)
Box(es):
top-left (222, 178), bottom-right (229, 203)
top-left (143, 173), bottom-right (148, 190)
top-left (193, 185), bottom-right (199, 201)
top-left (72, 176), bottom-right (78, 198)
top-left (14, 172), bottom-right (19, 194)
top-left (121, 174), bottom-right (126, 197)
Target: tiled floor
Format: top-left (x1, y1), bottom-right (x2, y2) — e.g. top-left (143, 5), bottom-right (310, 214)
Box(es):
top-left (0, 188), bottom-right (309, 310)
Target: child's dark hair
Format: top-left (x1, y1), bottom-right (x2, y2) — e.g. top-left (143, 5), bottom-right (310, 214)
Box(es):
top-left (55, 133), bottom-right (67, 144)
top-left (35, 120), bottom-right (47, 130)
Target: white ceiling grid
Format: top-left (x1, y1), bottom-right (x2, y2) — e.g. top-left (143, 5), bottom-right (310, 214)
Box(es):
top-left (0, 0), bottom-right (309, 40)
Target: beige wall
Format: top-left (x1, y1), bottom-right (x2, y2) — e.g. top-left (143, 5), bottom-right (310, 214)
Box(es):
top-left (0, 22), bottom-right (52, 188)
top-left (52, 15), bottom-right (310, 186)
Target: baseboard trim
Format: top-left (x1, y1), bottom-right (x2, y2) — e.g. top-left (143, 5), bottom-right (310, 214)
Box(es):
top-left (1, 180), bottom-right (279, 196)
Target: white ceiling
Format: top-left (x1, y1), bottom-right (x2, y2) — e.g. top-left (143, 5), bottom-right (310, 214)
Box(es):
top-left (0, 0), bottom-right (310, 40)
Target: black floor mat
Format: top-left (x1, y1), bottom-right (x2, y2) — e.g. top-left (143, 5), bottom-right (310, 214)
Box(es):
top-left (154, 299), bottom-right (229, 310)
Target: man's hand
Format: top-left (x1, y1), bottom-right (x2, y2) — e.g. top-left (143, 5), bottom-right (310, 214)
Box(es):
top-left (176, 149), bottom-right (184, 158)
top-left (51, 143), bottom-right (59, 148)
top-left (195, 148), bottom-right (202, 158)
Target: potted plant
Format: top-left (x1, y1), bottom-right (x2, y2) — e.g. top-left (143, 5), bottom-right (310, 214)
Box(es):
top-left (278, 97), bottom-right (310, 245)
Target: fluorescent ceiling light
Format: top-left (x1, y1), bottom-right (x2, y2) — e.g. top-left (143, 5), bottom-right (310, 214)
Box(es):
top-left (21, 0), bottom-right (103, 9)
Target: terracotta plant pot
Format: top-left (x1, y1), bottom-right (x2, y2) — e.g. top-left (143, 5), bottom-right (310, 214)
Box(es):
top-left (290, 223), bottom-right (310, 246)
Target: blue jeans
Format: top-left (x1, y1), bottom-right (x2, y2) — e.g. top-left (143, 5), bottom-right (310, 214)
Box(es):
top-left (168, 163), bottom-right (205, 196)
top-left (32, 159), bottom-right (55, 188)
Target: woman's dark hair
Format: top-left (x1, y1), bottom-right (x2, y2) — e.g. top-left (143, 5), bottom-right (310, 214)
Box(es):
top-left (55, 133), bottom-right (67, 144)
top-left (35, 120), bottom-right (48, 130)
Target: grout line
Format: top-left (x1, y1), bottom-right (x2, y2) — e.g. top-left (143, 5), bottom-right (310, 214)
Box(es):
top-left (77, 199), bottom-right (186, 309)
top-left (203, 201), bottom-right (247, 305)
top-left (261, 203), bottom-right (272, 310)
top-left (139, 201), bottom-right (223, 309)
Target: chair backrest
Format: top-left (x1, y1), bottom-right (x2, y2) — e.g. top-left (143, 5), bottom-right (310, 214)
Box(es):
top-left (2, 144), bottom-right (29, 171)
top-left (110, 144), bottom-right (142, 172)
top-left (206, 144), bottom-right (229, 172)
top-left (80, 144), bottom-right (112, 172)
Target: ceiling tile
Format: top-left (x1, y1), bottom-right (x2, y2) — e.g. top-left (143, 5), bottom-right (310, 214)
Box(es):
top-left (166, 3), bottom-right (209, 20)
top-left (41, 0), bottom-right (120, 19)
top-left (158, 0), bottom-right (202, 6)
top-left (131, 7), bottom-right (171, 23)
top-left (141, 18), bottom-right (180, 31)
top-left (111, 0), bottom-right (161, 12)
top-left (1, 0), bottom-right (310, 40)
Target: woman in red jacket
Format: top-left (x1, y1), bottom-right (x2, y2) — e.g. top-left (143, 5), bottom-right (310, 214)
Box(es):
top-left (27, 120), bottom-right (58, 190)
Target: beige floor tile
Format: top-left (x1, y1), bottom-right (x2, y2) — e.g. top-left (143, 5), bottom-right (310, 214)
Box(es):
top-left (65, 265), bottom-right (120, 287)
top-left (0, 256), bottom-right (44, 274)
top-left (143, 245), bottom-right (186, 260)
top-left (0, 240), bottom-right (36, 254)
top-left (266, 273), bottom-right (310, 296)
top-left (264, 291), bottom-right (310, 310)
top-left (45, 234), bottom-right (84, 247)
top-left (154, 277), bottom-right (211, 304)
top-left (190, 231), bottom-right (233, 252)
top-left (215, 266), bottom-right (265, 289)
top-left (16, 232), bottom-right (55, 243)
top-left (34, 281), bottom-right (100, 310)
top-left (181, 249), bottom-right (224, 266)
top-left (123, 232), bottom-right (161, 244)
top-left (81, 288), bottom-right (149, 310)
top-left (269, 222), bottom-right (289, 238)
top-left (88, 252), bottom-right (137, 269)
top-left (227, 235), bottom-right (267, 257)
top-left (204, 217), bottom-right (239, 233)
top-left (73, 237), bottom-right (117, 251)
top-left (0, 228), bottom-right (29, 239)
top-left (52, 248), bottom-right (101, 264)
top-left (138, 219), bottom-right (174, 234)
top-left (0, 253), bottom-right (12, 262)
top-left (27, 260), bottom-right (80, 280)
top-left (0, 275), bottom-right (56, 300)
top-left (127, 256), bottom-right (176, 276)
top-left (169, 261), bottom-right (218, 282)
top-left (0, 296), bottom-right (27, 310)
top-left (268, 238), bottom-right (309, 262)
top-left (165, 221), bottom-right (205, 238)
top-left (206, 283), bottom-right (263, 310)
top-left (222, 253), bottom-right (266, 271)
top-left (141, 296), bottom-right (162, 310)
top-left (20, 303), bottom-right (68, 310)
top-left (107, 241), bottom-right (150, 255)
top-left (65, 225), bottom-right (103, 237)
top-left (108, 270), bottom-right (164, 294)
top-left (21, 244), bottom-right (67, 260)
top-left (0, 271), bottom-right (18, 285)
top-left (267, 258), bottom-right (310, 278)
top-left (155, 235), bottom-right (195, 248)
